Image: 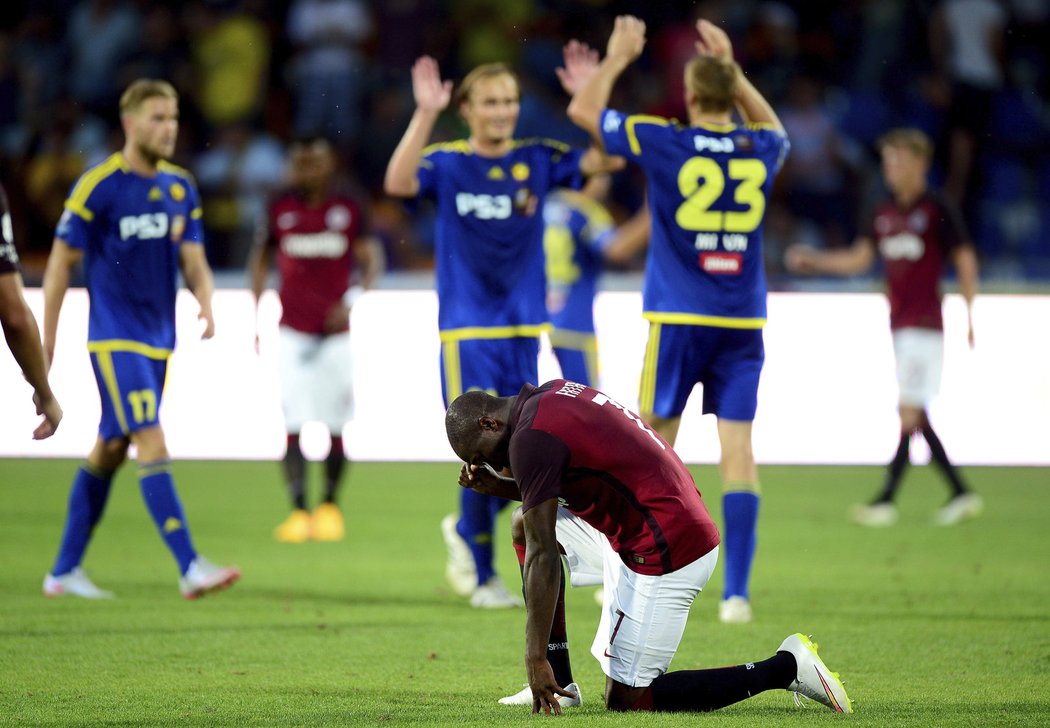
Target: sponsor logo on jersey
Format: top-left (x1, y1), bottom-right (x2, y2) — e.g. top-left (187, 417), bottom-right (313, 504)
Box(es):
top-left (694, 135), bottom-right (735, 153)
top-left (281, 231), bottom-right (349, 258)
top-left (700, 252), bottom-right (742, 274)
top-left (148, 186), bottom-right (163, 201)
top-left (169, 182), bottom-right (186, 202)
top-left (487, 166), bottom-right (505, 180)
top-left (277, 211), bottom-right (298, 230)
top-left (602, 112), bottom-right (622, 133)
top-left (733, 134), bottom-right (754, 152)
top-left (119, 212), bottom-right (169, 241)
top-left (455, 192), bottom-right (512, 220)
top-left (511, 162), bottom-right (530, 181)
top-left (325, 204), bottom-right (351, 231)
top-left (879, 232), bottom-right (925, 261)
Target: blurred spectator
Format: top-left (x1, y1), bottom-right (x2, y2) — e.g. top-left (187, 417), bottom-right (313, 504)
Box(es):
top-left (118, 6), bottom-right (193, 97)
top-left (286, 0), bottom-right (374, 146)
top-left (66, 0), bottom-right (141, 115)
top-left (195, 124), bottom-right (285, 268)
top-left (187, 0), bottom-right (271, 128)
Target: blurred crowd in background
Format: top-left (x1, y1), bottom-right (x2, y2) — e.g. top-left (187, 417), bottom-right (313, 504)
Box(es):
top-left (1, 0), bottom-right (1048, 283)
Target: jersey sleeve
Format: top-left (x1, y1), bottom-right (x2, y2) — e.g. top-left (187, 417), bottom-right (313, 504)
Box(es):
top-left (415, 149), bottom-right (440, 200)
top-left (56, 176), bottom-right (104, 250)
top-left (598, 108), bottom-right (672, 166)
top-left (0, 184), bottom-right (20, 273)
top-left (547, 144), bottom-right (584, 190)
top-left (747, 124), bottom-right (790, 174)
top-left (510, 429), bottom-right (572, 513)
top-left (579, 199), bottom-right (615, 253)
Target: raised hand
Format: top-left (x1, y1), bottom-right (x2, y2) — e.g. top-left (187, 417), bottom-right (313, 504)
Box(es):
top-left (606, 15), bottom-right (647, 64)
top-left (695, 18), bottom-right (733, 60)
top-left (411, 56), bottom-right (453, 113)
top-left (556, 40), bottom-right (600, 95)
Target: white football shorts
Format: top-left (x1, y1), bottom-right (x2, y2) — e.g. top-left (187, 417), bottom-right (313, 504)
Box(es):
top-left (554, 507), bottom-right (718, 688)
top-left (278, 326), bottom-right (354, 432)
top-left (892, 327), bottom-right (943, 407)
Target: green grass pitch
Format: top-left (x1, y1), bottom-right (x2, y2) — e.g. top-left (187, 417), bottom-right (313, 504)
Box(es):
top-left (1, 459), bottom-right (1047, 727)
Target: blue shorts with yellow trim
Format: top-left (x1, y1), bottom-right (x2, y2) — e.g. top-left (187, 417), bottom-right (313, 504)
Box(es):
top-left (440, 336), bottom-right (540, 406)
top-left (639, 323), bottom-right (764, 421)
top-left (550, 328), bottom-right (598, 388)
top-left (89, 345), bottom-right (170, 440)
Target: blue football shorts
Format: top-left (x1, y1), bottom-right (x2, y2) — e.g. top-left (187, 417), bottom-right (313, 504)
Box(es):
top-left (440, 335), bottom-right (540, 405)
top-left (639, 322), bottom-right (764, 422)
top-left (89, 347), bottom-right (169, 440)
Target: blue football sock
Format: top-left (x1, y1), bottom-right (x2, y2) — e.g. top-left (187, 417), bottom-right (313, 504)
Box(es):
top-left (52, 465), bottom-right (114, 576)
top-left (722, 490), bottom-right (760, 600)
top-left (458, 488), bottom-right (510, 586)
top-left (139, 461), bottom-right (197, 574)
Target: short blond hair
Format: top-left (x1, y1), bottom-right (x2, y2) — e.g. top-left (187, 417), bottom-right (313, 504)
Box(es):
top-left (878, 128), bottom-right (933, 160)
top-left (685, 56), bottom-right (739, 114)
top-left (119, 79), bottom-right (178, 115)
top-left (455, 63), bottom-right (519, 107)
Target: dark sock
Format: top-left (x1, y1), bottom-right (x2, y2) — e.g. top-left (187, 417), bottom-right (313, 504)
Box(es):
top-left (647, 653), bottom-right (795, 712)
top-left (875, 431), bottom-right (911, 503)
top-left (921, 423), bottom-right (967, 497)
top-left (514, 541), bottom-right (573, 686)
top-left (284, 434), bottom-right (306, 510)
top-left (323, 435), bottom-right (347, 504)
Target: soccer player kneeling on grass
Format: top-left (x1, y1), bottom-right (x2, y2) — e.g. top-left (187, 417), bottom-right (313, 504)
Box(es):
top-left (446, 379), bottom-right (852, 715)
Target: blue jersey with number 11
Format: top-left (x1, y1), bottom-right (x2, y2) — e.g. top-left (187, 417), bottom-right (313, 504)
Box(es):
top-left (599, 110), bottom-right (787, 327)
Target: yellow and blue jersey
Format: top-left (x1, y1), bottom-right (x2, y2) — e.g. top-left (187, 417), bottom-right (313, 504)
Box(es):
top-left (542, 188), bottom-right (614, 335)
top-left (417, 138), bottom-right (584, 337)
top-left (599, 109), bottom-right (787, 327)
top-left (56, 152), bottom-right (205, 352)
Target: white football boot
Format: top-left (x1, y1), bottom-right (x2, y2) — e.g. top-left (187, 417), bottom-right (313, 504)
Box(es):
top-left (43, 567), bottom-right (114, 599)
top-left (179, 556), bottom-right (241, 600)
top-left (470, 576), bottom-right (524, 609)
top-left (933, 492), bottom-right (983, 526)
top-left (441, 513), bottom-right (477, 597)
top-left (719, 595), bottom-right (753, 623)
top-left (849, 501), bottom-right (898, 527)
top-left (499, 682), bottom-right (582, 707)
top-left (778, 633), bottom-right (853, 713)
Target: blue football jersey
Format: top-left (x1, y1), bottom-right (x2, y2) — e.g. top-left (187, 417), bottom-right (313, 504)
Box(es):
top-left (543, 189), bottom-right (614, 334)
top-left (417, 138), bottom-right (584, 336)
top-left (599, 110), bottom-right (788, 327)
top-left (56, 153), bottom-right (205, 350)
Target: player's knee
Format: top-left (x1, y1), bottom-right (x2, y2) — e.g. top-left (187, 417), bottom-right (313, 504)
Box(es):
top-left (91, 437), bottom-right (129, 470)
top-left (131, 426), bottom-right (169, 461)
top-left (510, 506), bottom-right (525, 546)
top-left (604, 680), bottom-right (647, 712)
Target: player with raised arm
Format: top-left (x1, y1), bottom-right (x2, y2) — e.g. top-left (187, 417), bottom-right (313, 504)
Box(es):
top-left (384, 53), bottom-right (621, 608)
top-left (447, 381), bottom-right (852, 715)
top-left (786, 128), bottom-right (981, 527)
top-left (249, 136), bottom-right (384, 543)
top-left (41, 79), bottom-right (240, 600)
top-left (0, 182), bottom-right (63, 439)
top-left (567, 16), bottom-right (789, 623)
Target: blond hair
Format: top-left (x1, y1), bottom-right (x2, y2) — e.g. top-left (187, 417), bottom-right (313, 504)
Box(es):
top-left (685, 56), bottom-right (738, 114)
top-left (119, 79), bottom-right (178, 115)
top-left (878, 128), bottom-right (933, 160)
top-left (455, 63), bottom-right (519, 107)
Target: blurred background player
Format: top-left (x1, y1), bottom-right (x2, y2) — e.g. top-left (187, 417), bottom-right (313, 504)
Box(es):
top-left (0, 181), bottom-right (63, 439)
top-left (384, 54), bottom-right (621, 608)
top-left (543, 173), bottom-right (649, 387)
top-left (249, 135), bottom-right (384, 543)
top-left (41, 79), bottom-right (240, 599)
top-left (786, 127), bottom-right (981, 527)
top-left (568, 16), bottom-right (788, 623)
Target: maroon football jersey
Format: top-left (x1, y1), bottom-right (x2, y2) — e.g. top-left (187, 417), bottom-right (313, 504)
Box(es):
top-left (0, 183), bottom-right (20, 275)
top-left (866, 191), bottom-right (968, 331)
top-left (263, 191), bottom-right (364, 334)
top-left (509, 380), bottom-right (721, 576)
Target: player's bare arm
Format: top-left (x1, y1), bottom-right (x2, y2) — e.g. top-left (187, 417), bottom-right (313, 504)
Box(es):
top-left (179, 243), bottom-right (215, 339)
top-left (247, 241), bottom-right (271, 350)
top-left (953, 244), bottom-right (979, 348)
top-left (41, 237), bottom-right (82, 366)
top-left (458, 462), bottom-right (521, 501)
top-left (603, 204), bottom-right (651, 265)
top-left (695, 19), bottom-right (785, 133)
top-left (384, 56), bottom-right (452, 198)
top-left (567, 15), bottom-right (646, 141)
top-left (785, 236), bottom-right (876, 277)
top-left (354, 235), bottom-right (386, 291)
top-left (0, 272), bottom-right (63, 439)
top-left (522, 497), bottom-right (578, 716)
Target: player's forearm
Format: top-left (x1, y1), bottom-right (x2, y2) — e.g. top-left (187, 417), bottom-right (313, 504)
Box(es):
top-left (567, 54), bottom-right (631, 141)
top-left (359, 238), bottom-right (386, 290)
top-left (183, 255), bottom-right (216, 315)
top-left (247, 246), bottom-right (269, 305)
top-left (733, 73), bottom-right (784, 133)
top-left (383, 109), bottom-right (439, 197)
top-left (955, 246), bottom-right (980, 308)
top-left (0, 276), bottom-right (53, 398)
top-left (523, 547), bottom-right (562, 663)
top-left (41, 246), bottom-right (73, 360)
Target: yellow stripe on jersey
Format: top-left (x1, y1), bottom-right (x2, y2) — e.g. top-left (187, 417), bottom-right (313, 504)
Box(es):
top-left (513, 137), bottom-right (571, 153)
top-left (626, 115), bottom-right (672, 155)
top-left (438, 324), bottom-right (549, 342)
top-left (65, 153), bottom-right (128, 222)
top-left (745, 122), bottom-right (779, 132)
top-left (87, 340), bottom-right (173, 359)
top-left (157, 160), bottom-right (195, 180)
top-left (639, 322), bottom-right (662, 415)
top-left (422, 140), bottom-right (473, 156)
top-left (442, 340), bottom-right (463, 402)
top-left (642, 312), bottom-right (766, 329)
top-left (190, 207), bottom-right (203, 219)
top-left (695, 121), bottom-right (737, 132)
top-left (92, 349), bottom-right (129, 434)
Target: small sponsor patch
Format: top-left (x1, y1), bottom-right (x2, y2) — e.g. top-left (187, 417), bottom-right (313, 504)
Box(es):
top-left (700, 252), bottom-right (742, 274)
